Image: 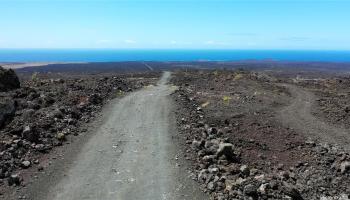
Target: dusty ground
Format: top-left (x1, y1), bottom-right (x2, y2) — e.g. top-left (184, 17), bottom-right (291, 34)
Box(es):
top-left (171, 69), bottom-right (350, 200)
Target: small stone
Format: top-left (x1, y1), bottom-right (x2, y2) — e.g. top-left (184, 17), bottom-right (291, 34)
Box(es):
top-left (56, 132), bottom-right (66, 141)
top-left (22, 126), bottom-right (31, 139)
top-left (208, 167), bottom-right (219, 174)
top-left (244, 184), bottom-right (258, 196)
top-left (191, 139), bottom-right (203, 149)
top-left (254, 174), bottom-right (265, 181)
top-left (202, 155), bottom-right (216, 164)
top-left (51, 109), bottom-right (64, 119)
top-left (34, 144), bottom-right (45, 151)
top-left (207, 181), bottom-right (216, 191)
top-left (283, 182), bottom-right (304, 200)
top-left (305, 139), bottom-right (315, 146)
top-left (280, 171), bottom-right (290, 180)
top-left (340, 161), bottom-right (350, 174)
top-left (233, 177), bottom-right (246, 186)
top-left (198, 169), bottom-right (208, 183)
top-left (240, 165), bottom-right (250, 177)
top-left (224, 179), bottom-right (235, 191)
top-left (277, 163), bottom-right (284, 170)
top-left (8, 174), bottom-right (21, 186)
top-left (216, 143), bottom-right (234, 158)
top-left (258, 183), bottom-right (269, 195)
top-left (21, 161), bottom-right (31, 168)
top-left (207, 127), bottom-right (217, 135)
top-left (38, 166), bottom-right (44, 171)
top-left (22, 125), bottom-right (39, 142)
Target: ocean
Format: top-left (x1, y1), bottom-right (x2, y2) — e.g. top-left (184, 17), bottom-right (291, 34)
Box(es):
top-left (0, 49), bottom-right (350, 63)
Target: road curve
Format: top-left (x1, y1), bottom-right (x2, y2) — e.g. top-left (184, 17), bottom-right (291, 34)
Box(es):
top-left (44, 72), bottom-right (208, 200)
top-left (278, 84), bottom-right (350, 151)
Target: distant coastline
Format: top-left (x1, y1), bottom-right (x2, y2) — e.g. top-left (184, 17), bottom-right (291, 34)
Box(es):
top-left (0, 62), bottom-right (87, 69)
top-left (0, 49), bottom-right (350, 63)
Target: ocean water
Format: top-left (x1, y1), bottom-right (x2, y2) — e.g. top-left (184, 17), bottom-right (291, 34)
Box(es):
top-left (0, 49), bottom-right (350, 62)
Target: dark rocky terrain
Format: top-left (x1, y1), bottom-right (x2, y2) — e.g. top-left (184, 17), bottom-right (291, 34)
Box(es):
top-left (171, 69), bottom-right (350, 200)
top-left (0, 66), bottom-right (160, 196)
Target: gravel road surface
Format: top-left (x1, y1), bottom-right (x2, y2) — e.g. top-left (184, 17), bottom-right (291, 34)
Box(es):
top-left (38, 72), bottom-right (207, 200)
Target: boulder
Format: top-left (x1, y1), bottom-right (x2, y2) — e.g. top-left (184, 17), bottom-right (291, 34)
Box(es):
top-left (0, 98), bottom-right (16, 127)
top-left (0, 66), bottom-right (20, 92)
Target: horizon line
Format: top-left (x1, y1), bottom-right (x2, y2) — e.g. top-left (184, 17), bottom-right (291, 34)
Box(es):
top-left (1, 48), bottom-right (350, 51)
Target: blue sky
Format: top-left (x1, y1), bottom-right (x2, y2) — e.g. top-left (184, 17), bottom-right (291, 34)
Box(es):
top-left (0, 0), bottom-right (349, 50)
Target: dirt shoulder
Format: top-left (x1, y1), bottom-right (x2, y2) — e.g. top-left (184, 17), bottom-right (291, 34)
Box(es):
top-left (171, 69), bottom-right (350, 200)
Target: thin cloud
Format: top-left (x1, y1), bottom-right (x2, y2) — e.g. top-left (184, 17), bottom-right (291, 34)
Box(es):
top-left (204, 41), bottom-right (230, 46)
top-left (124, 39), bottom-right (136, 44)
top-left (170, 41), bottom-right (193, 45)
top-left (228, 32), bottom-right (257, 37)
top-left (280, 36), bottom-right (311, 42)
top-left (96, 39), bottom-right (112, 44)
top-left (205, 40), bottom-right (215, 45)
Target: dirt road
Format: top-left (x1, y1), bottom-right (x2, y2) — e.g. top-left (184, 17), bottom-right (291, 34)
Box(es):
top-left (279, 84), bottom-right (350, 151)
top-left (30, 72), bottom-right (207, 200)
